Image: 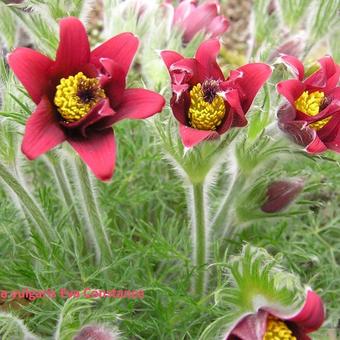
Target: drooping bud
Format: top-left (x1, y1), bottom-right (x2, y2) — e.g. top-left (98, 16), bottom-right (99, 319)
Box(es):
top-left (261, 178), bottom-right (304, 213)
top-left (73, 324), bottom-right (119, 340)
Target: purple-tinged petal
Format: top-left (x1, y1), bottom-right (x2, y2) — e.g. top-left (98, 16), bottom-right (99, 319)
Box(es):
top-left (226, 310), bottom-right (268, 340)
top-left (99, 58), bottom-right (126, 108)
top-left (261, 179), bottom-right (304, 213)
top-left (53, 17), bottom-right (91, 78)
top-left (179, 124), bottom-right (218, 148)
top-left (279, 54), bottom-right (305, 80)
top-left (112, 88), bottom-right (165, 123)
top-left (8, 48), bottom-right (53, 104)
top-left (61, 99), bottom-right (116, 136)
top-left (22, 97), bottom-right (66, 159)
top-left (278, 119), bottom-right (328, 153)
top-left (68, 128), bottom-right (116, 181)
top-left (91, 32), bottom-right (139, 77)
top-left (195, 39), bottom-right (224, 80)
top-left (222, 88), bottom-right (247, 128)
top-left (170, 93), bottom-right (190, 125)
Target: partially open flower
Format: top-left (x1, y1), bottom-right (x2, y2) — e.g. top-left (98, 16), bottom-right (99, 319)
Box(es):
top-left (164, 0), bottom-right (229, 43)
top-left (8, 17), bottom-right (165, 181)
top-left (73, 324), bottom-right (119, 340)
top-left (277, 55), bottom-right (340, 154)
top-left (161, 39), bottom-right (272, 147)
top-left (225, 289), bottom-right (325, 340)
top-left (261, 178), bottom-right (304, 213)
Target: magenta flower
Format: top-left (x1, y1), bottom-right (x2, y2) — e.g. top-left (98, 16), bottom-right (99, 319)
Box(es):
top-left (261, 178), bottom-right (304, 213)
top-left (74, 324), bottom-right (119, 340)
top-left (225, 289), bottom-right (325, 340)
top-left (8, 17), bottom-right (165, 181)
top-left (165, 0), bottom-right (229, 43)
top-left (161, 39), bottom-right (272, 147)
top-left (277, 55), bottom-right (340, 154)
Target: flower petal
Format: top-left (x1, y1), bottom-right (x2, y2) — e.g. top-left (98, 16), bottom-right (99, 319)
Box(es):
top-left (195, 39), bottom-right (224, 80)
top-left (304, 55), bottom-right (340, 91)
top-left (8, 48), bottom-right (53, 104)
top-left (160, 50), bottom-right (184, 70)
top-left (279, 54), bottom-right (305, 80)
top-left (277, 79), bottom-right (305, 106)
top-left (286, 289), bottom-right (325, 333)
top-left (173, 0), bottom-right (196, 25)
top-left (170, 93), bottom-right (190, 125)
top-left (112, 88), bottom-right (165, 123)
top-left (207, 15), bottom-right (229, 39)
top-left (91, 33), bottom-right (139, 76)
top-left (22, 97), bottom-right (66, 159)
top-left (182, 2), bottom-right (219, 42)
top-left (226, 310), bottom-right (268, 340)
top-left (179, 124), bottom-right (218, 148)
top-left (279, 119), bottom-right (327, 153)
top-left (68, 128), bottom-right (116, 181)
top-left (231, 63), bottom-right (272, 113)
top-left (60, 98), bottom-right (116, 137)
top-left (53, 17), bottom-right (91, 77)
top-left (99, 58), bottom-right (126, 108)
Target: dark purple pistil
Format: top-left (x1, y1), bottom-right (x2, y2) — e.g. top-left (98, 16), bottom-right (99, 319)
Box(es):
top-left (77, 88), bottom-right (96, 103)
top-left (202, 80), bottom-right (220, 103)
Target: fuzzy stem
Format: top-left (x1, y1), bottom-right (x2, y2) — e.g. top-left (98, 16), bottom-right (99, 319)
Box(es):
top-left (191, 182), bottom-right (207, 297)
top-left (46, 154), bottom-right (82, 228)
top-left (75, 159), bottom-right (112, 264)
top-left (211, 171), bottom-right (245, 238)
top-left (0, 160), bottom-right (51, 246)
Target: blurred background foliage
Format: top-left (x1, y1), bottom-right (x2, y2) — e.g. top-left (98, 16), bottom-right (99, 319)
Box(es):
top-left (0, 0), bottom-right (339, 339)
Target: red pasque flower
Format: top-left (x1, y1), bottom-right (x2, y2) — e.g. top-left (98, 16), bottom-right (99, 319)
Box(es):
top-left (161, 39), bottom-right (272, 147)
top-left (261, 178), bottom-right (304, 213)
top-left (8, 17), bottom-right (165, 181)
top-left (277, 55), bottom-right (340, 154)
top-left (164, 0), bottom-right (229, 43)
top-left (225, 289), bottom-right (325, 340)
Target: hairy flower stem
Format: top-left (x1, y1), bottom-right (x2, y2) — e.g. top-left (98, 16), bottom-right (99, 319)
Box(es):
top-left (211, 172), bottom-right (246, 238)
top-left (75, 160), bottom-right (112, 264)
top-left (46, 154), bottom-right (82, 228)
top-left (0, 161), bottom-right (51, 246)
top-left (191, 182), bottom-right (208, 297)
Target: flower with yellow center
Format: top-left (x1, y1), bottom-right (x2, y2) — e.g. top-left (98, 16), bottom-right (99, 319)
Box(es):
top-left (54, 72), bottom-right (106, 123)
top-left (188, 83), bottom-right (225, 130)
top-left (295, 90), bottom-right (331, 130)
top-left (263, 315), bottom-right (297, 340)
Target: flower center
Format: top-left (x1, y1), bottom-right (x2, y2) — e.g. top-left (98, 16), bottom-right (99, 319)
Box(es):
top-left (188, 81), bottom-right (225, 131)
top-left (294, 90), bottom-right (331, 130)
top-left (54, 72), bottom-right (106, 123)
top-left (263, 316), bottom-right (296, 340)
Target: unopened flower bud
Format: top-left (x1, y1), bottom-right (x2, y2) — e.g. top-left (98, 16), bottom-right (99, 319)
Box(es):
top-left (73, 324), bottom-right (119, 340)
top-left (261, 178), bottom-right (304, 213)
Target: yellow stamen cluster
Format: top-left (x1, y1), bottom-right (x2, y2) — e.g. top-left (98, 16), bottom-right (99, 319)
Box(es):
top-left (295, 90), bottom-right (330, 130)
top-left (263, 315), bottom-right (297, 340)
top-left (188, 83), bottom-right (225, 130)
top-left (54, 72), bottom-right (106, 123)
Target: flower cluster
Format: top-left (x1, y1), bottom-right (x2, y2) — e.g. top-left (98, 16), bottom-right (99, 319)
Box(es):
top-left (7, 8), bottom-right (337, 339)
